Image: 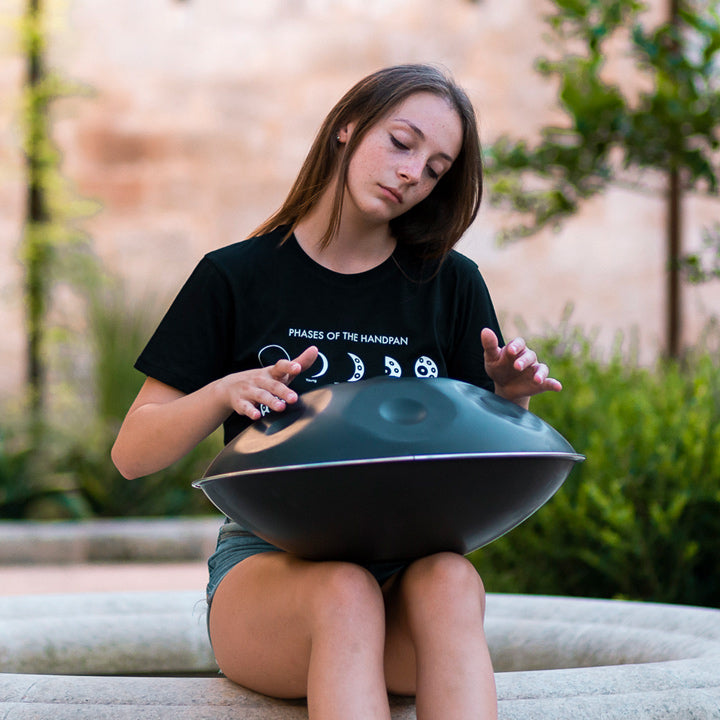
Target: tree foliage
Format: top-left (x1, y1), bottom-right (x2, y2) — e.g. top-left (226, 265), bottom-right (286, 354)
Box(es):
top-left (485, 0), bottom-right (720, 245)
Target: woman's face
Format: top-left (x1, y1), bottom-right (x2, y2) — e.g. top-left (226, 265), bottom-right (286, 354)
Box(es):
top-left (340, 92), bottom-right (464, 226)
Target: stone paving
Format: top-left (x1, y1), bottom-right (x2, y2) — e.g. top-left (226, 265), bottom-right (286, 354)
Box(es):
top-left (0, 517), bottom-right (217, 596)
top-left (1, 561), bottom-right (208, 596)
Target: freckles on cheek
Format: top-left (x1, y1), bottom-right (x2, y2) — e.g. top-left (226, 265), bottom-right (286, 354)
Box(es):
top-left (417, 181), bottom-right (438, 204)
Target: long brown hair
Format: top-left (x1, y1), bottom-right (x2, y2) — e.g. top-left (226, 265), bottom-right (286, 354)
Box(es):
top-left (253, 64), bottom-right (483, 260)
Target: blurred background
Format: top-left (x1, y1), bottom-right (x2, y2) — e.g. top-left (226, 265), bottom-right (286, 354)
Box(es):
top-left (1, 0), bottom-right (719, 606)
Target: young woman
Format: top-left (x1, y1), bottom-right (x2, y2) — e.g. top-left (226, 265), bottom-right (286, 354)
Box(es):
top-left (113, 64), bottom-right (561, 720)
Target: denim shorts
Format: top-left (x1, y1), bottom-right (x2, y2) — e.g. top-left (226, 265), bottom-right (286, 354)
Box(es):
top-left (206, 520), bottom-right (410, 606)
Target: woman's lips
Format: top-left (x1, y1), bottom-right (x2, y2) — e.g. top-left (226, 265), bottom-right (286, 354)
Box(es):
top-left (379, 185), bottom-right (403, 204)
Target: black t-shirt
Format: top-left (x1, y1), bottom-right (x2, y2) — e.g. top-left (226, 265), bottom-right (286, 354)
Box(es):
top-left (136, 227), bottom-right (504, 444)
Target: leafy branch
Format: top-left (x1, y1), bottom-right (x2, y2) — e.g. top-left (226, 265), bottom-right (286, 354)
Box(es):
top-left (485, 0), bottom-right (719, 242)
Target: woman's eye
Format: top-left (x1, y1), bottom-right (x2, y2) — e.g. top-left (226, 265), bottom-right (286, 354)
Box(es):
top-left (390, 135), bottom-right (409, 150)
top-left (427, 166), bottom-right (439, 180)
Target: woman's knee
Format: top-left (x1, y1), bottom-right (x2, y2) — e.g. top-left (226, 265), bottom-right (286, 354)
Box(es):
top-left (309, 561), bottom-right (386, 631)
top-left (401, 552), bottom-right (486, 618)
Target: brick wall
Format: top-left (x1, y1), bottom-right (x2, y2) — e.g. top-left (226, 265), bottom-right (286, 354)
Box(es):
top-left (1, 0), bottom-right (718, 399)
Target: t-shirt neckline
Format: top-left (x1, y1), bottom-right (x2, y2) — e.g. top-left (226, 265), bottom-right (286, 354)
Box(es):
top-left (286, 232), bottom-right (399, 287)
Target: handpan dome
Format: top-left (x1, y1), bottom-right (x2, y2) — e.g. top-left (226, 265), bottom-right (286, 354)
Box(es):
top-left (194, 377), bottom-right (583, 561)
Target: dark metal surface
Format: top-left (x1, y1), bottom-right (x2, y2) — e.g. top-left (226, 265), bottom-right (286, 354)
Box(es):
top-left (194, 377), bottom-right (584, 561)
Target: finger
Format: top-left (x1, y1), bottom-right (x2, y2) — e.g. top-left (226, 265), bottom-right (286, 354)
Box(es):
top-left (269, 358), bottom-right (302, 381)
top-left (526, 356), bottom-right (562, 389)
top-left (225, 375), bottom-right (295, 415)
top-left (530, 365), bottom-right (563, 392)
top-left (505, 337), bottom-right (527, 358)
top-left (481, 328), bottom-right (501, 359)
top-left (544, 377), bottom-right (563, 392)
top-left (531, 362), bottom-right (549, 383)
top-left (514, 348), bottom-right (538, 372)
top-left (259, 378), bottom-right (300, 405)
top-left (270, 346), bottom-right (319, 382)
top-left (258, 389), bottom-right (294, 411)
top-left (236, 386), bottom-right (287, 414)
top-left (293, 345), bottom-right (319, 371)
top-left (234, 398), bottom-right (263, 421)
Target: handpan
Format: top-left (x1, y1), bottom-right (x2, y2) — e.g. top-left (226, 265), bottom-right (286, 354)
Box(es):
top-left (194, 377), bottom-right (584, 561)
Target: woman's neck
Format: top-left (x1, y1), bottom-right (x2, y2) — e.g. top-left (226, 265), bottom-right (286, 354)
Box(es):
top-left (294, 194), bottom-right (396, 275)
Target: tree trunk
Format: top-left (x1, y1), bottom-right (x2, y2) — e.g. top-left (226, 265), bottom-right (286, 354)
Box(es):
top-left (667, 167), bottom-right (681, 359)
top-left (665, 0), bottom-right (682, 359)
top-left (24, 0), bottom-right (50, 423)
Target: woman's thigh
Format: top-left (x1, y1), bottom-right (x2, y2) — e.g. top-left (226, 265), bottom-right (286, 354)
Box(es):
top-left (381, 553), bottom-right (487, 696)
top-left (208, 551), bottom-right (317, 697)
top-left (381, 570), bottom-right (418, 696)
top-left (208, 551), bottom-right (388, 699)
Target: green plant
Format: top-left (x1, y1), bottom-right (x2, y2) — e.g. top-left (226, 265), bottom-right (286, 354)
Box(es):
top-left (59, 426), bottom-right (220, 518)
top-left (59, 284), bottom-right (221, 518)
top-left (470, 316), bottom-right (720, 607)
top-left (0, 417), bottom-right (91, 519)
top-left (0, 285), bottom-right (221, 520)
top-left (485, 0), bottom-right (720, 356)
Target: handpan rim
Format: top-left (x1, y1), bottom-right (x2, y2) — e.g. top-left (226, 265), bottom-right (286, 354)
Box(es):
top-left (194, 451), bottom-right (585, 486)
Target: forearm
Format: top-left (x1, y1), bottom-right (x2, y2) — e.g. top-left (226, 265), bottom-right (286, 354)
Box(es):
top-left (111, 380), bottom-right (230, 480)
top-left (113, 348), bottom-right (317, 480)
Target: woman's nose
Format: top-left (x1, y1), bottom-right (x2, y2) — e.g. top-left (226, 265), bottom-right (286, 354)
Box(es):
top-left (397, 157), bottom-right (423, 184)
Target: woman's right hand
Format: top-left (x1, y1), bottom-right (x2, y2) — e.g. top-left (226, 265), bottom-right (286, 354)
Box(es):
top-left (112, 345), bottom-right (318, 479)
top-left (216, 346), bottom-right (319, 420)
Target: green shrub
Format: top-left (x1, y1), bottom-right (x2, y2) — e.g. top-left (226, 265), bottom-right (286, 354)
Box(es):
top-left (0, 411), bottom-right (96, 520)
top-left (0, 421), bottom-right (77, 519)
top-left (58, 286), bottom-right (221, 518)
top-left (72, 286), bottom-right (220, 517)
top-left (470, 320), bottom-right (720, 608)
top-left (0, 285), bottom-right (220, 520)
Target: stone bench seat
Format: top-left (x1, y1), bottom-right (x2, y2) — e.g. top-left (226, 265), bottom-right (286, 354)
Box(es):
top-left (2, 592), bottom-right (720, 719)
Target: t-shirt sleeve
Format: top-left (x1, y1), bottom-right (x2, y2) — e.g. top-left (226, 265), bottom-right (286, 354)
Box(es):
top-left (445, 260), bottom-right (504, 392)
top-left (134, 257), bottom-right (235, 395)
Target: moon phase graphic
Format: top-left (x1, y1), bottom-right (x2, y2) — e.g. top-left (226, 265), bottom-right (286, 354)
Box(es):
top-left (384, 356), bottom-right (402, 377)
top-left (347, 353), bottom-right (365, 382)
top-left (414, 355), bottom-right (438, 378)
top-left (310, 351), bottom-right (329, 379)
top-left (258, 344), bottom-right (290, 367)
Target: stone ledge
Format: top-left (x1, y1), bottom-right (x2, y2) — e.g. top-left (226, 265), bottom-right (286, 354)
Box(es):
top-left (2, 672), bottom-right (719, 720)
top-left (0, 517), bottom-right (222, 564)
top-left (0, 591), bottom-right (215, 675)
top-left (1, 592), bottom-right (719, 718)
top-left (0, 674), bottom-right (419, 720)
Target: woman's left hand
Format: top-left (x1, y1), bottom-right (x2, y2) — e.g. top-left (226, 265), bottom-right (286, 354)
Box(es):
top-left (481, 328), bottom-right (562, 409)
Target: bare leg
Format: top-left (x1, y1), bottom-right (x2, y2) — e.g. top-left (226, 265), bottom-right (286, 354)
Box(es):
top-left (383, 552), bottom-right (498, 720)
top-left (208, 552), bottom-right (392, 720)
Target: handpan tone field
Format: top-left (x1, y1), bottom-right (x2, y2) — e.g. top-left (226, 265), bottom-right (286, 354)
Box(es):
top-left (194, 377), bottom-right (584, 561)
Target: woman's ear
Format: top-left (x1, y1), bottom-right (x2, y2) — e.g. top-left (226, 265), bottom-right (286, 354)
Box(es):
top-left (337, 121), bottom-right (356, 144)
